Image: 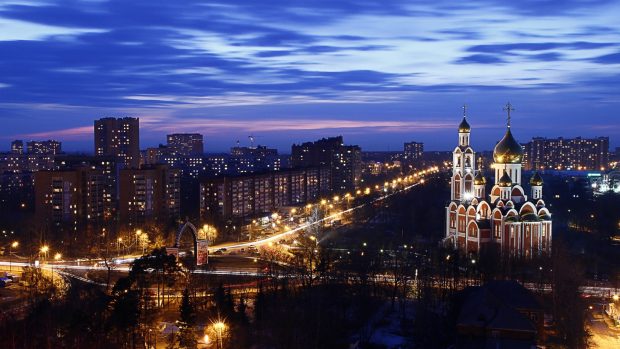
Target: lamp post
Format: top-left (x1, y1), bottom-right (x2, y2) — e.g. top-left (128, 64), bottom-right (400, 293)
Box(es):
top-left (9, 241), bottom-right (18, 272)
top-left (40, 245), bottom-right (49, 261)
top-left (52, 252), bottom-right (61, 285)
top-left (135, 229), bottom-right (142, 253)
top-left (213, 321), bottom-right (226, 349)
top-left (117, 237), bottom-right (123, 256)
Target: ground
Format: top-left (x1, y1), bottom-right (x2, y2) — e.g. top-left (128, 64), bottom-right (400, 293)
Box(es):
top-left (588, 307), bottom-right (620, 348)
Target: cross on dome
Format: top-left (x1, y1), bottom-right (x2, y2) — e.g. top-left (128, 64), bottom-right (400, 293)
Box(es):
top-left (503, 102), bottom-right (515, 128)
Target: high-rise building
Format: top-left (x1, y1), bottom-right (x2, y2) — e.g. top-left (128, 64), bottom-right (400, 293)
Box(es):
top-left (200, 166), bottom-right (331, 221)
top-left (118, 165), bottom-right (180, 226)
top-left (94, 117), bottom-right (140, 168)
top-left (332, 145), bottom-right (362, 192)
top-left (10, 140), bottom-right (23, 154)
top-left (291, 136), bottom-right (361, 192)
top-left (444, 106), bottom-right (552, 258)
top-left (523, 136), bottom-right (609, 171)
top-left (34, 167), bottom-right (110, 228)
top-left (167, 133), bottom-right (204, 156)
top-left (230, 145), bottom-right (280, 173)
top-left (403, 141), bottom-right (424, 165)
top-left (27, 140), bottom-right (62, 155)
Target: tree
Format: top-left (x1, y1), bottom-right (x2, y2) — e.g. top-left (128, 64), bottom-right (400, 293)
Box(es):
top-left (551, 241), bottom-right (591, 348)
top-left (178, 288), bottom-right (197, 349)
top-left (109, 277), bottom-right (141, 348)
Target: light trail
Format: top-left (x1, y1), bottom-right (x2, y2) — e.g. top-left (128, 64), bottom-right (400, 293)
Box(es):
top-left (209, 180), bottom-right (424, 251)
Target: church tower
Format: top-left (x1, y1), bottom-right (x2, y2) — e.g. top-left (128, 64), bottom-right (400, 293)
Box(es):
top-left (451, 105), bottom-right (476, 201)
top-left (530, 171), bottom-right (543, 200)
top-left (490, 102), bottom-right (526, 203)
top-left (445, 103), bottom-right (552, 258)
top-left (473, 157), bottom-right (487, 198)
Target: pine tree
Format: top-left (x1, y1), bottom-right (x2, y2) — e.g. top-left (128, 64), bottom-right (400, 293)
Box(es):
top-left (178, 288), bottom-right (197, 349)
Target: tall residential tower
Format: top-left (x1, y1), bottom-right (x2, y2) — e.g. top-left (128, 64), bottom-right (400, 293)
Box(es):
top-left (94, 117), bottom-right (140, 168)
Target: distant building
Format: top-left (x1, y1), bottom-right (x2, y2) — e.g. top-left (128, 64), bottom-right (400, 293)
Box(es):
top-left (54, 154), bottom-right (118, 216)
top-left (591, 171), bottom-right (620, 195)
top-left (291, 136), bottom-right (362, 192)
top-left (445, 108), bottom-right (552, 258)
top-left (34, 167), bottom-right (110, 228)
top-left (205, 156), bottom-right (229, 176)
top-left (523, 136), bottom-right (609, 171)
top-left (200, 167), bottom-right (330, 221)
top-left (0, 152), bottom-right (55, 206)
top-left (27, 140), bottom-right (61, 155)
top-left (10, 140), bottom-right (23, 154)
top-left (230, 145), bottom-right (280, 173)
top-left (94, 117), bottom-right (140, 168)
top-left (167, 133), bottom-right (204, 156)
top-left (403, 141), bottom-right (424, 165)
top-left (118, 165), bottom-right (180, 226)
top-left (143, 145), bottom-right (169, 166)
top-left (332, 145), bottom-right (362, 192)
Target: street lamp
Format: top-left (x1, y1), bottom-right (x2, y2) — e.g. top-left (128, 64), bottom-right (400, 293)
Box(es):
top-left (40, 245), bottom-right (49, 260)
top-left (213, 321), bottom-right (226, 349)
top-left (613, 294), bottom-right (619, 302)
top-left (51, 252), bottom-right (61, 285)
top-left (135, 229), bottom-right (142, 252)
top-left (9, 241), bottom-right (18, 272)
top-left (117, 237), bottom-right (123, 255)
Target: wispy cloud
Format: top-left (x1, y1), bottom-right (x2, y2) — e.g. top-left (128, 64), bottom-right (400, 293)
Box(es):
top-left (13, 126), bottom-right (92, 140)
top-left (0, 0), bottom-right (619, 149)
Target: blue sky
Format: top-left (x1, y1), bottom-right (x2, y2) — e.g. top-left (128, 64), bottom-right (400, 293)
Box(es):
top-left (1, 0), bottom-right (619, 152)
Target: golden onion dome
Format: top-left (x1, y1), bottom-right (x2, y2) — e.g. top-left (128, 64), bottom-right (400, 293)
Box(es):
top-left (493, 128), bottom-right (523, 164)
top-left (498, 170), bottom-right (512, 187)
top-left (529, 171), bottom-right (543, 186)
top-left (474, 171), bottom-right (486, 185)
top-left (458, 117), bottom-right (471, 133)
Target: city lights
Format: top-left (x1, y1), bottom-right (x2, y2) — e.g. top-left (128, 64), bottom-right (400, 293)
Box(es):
top-left (0, 3), bottom-right (616, 347)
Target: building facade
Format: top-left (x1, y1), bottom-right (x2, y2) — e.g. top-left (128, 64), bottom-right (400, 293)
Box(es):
top-left (523, 136), bottom-right (609, 171)
top-left (27, 140), bottom-right (62, 155)
top-left (291, 136), bottom-right (361, 192)
top-left (94, 117), bottom-right (140, 168)
top-left (230, 145), bottom-right (280, 173)
top-left (34, 167), bottom-right (111, 228)
top-left (118, 165), bottom-right (180, 226)
top-left (10, 140), bottom-right (24, 154)
top-left (167, 133), bottom-right (204, 156)
top-left (445, 109), bottom-right (552, 257)
top-left (403, 141), bottom-right (424, 165)
top-left (200, 167), bottom-right (331, 221)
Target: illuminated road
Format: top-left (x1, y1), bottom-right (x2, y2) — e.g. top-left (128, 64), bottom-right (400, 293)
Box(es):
top-left (208, 179), bottom-right (425, 251)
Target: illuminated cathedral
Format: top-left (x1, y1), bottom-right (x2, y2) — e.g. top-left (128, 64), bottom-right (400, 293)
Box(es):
top-left (444, 104), bottom-right (552, 257)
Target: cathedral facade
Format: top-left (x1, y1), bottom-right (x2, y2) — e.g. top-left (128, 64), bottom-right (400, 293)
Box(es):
top-left (444, 106), bottom-right (552, 257)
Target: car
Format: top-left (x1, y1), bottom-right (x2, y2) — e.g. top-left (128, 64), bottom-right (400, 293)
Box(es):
top-left (213, 250), bottom-right (223, 255)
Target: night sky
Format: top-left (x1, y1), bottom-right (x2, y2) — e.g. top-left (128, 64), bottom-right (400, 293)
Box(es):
top-left (1, 0), bottom-right (619, 152)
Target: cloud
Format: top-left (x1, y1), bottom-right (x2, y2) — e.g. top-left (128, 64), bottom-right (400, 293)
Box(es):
top-left (591, 51), bottom-right (620, 64)
top-left (0, 0), bottom-right (620, 150)
top-left (456, 54), bottom-right (507, 64)
top-left (14, 126), bottom-right (92, 140)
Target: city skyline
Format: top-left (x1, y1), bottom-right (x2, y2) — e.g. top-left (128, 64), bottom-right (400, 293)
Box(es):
top-left (2, 1), bottom-right (620, 151)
